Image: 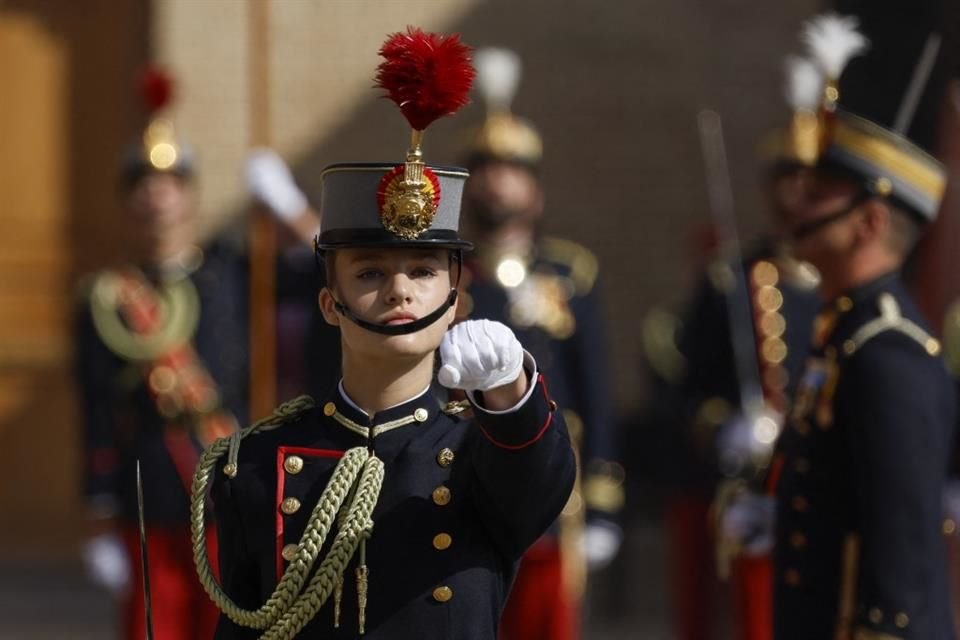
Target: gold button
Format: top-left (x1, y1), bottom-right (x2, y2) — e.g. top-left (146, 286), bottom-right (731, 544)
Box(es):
top-left (414, 408), bottom-right (429, 422)
top-left (843, 339), bottom-right (856, 356)
top-left (432, 486), bottom-right (452, 506)
top-left (784, 569), bottom-right (801, 586)
top-left (323, 402), bottom-right (336, 417)
top-left (757, 287), bottom-right (784, 312)
top-left (280, 497), bottom-right (301, 515)
top-left (792, 496), bottom-right (809, 512)
top-left (751, 261), bottom-right (779, 287)
top-left (432, 585), bottom-right (453, 602)
top-left (284, 455), bottom-right (304, 475)
top-left (281, 543), bottom-right (298, 562)
top-left (836, 296), bottom-right (853, 312)
top-left (945, 519), bottom-right (957, 535)
top-left (874, 176), bottom-right (893, 196)
top-left (894, 612), bottom-right (909, 628)
top-left (794, 458), bottom-right (810, 474)
top-left (433, 533), bottom-right (452, 550)
top-left (868, 608), bottom-right (883, 624)
top-left (436, 448), bottom-right (455, 467)
top-left (148, 365), bottom-right (177, 394)
top-left (761, 336), bottom-right (788, 364)
top-left (926, 338), bottom-right (942, 356)
top-left (790, 532), bottom-right (807, 549)
top-left (223, 463), bottom-right (238, 478)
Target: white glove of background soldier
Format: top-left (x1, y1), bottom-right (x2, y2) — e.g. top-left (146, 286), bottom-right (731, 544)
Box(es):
top-left (580, 522), bottom-right (623, 570)
top-left (81, 532), bottom-right (131, 597)
top-left (245, 148), bottom-right (308, 222)
top-left (721, 491), bottom-right (776, 556)
top-left (438, 319), bottom-right (524, 392)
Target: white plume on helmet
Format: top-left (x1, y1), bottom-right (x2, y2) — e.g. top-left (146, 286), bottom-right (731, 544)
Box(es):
top-left (473, 47), bottom-right (522, 113)
top-left (802, 13), bottom-right (869, 80)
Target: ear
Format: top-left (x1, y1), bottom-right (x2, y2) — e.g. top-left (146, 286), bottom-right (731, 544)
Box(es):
top-left (858, 198), bottom-right (891, 243)
top-left (318, 288), bottom-right (341, 327)
top-left (445, 290), bottom-right (460, 328)
top-left (531, 183), bottom-right (546, 220)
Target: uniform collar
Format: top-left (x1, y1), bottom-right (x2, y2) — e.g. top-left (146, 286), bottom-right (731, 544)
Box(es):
top-left (813, 270), bottom-right (903, 348)
top-left (837, 270), bottom-right (901, 310)
top-left (319, 382), bottom-right (441, 439)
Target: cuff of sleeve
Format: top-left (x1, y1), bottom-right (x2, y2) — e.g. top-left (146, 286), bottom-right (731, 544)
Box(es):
top-left (471, 354), bottom-right (558, 450)
top-left (853, 626), bottom-right (903, 640)
top-left (467, 351), bottom-right (538, 415)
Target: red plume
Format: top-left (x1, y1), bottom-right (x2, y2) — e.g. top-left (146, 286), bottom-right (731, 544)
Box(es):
top-left (375, 27), bottom-right (475, 131)
top-left (140, 66), bottom-right (174, 114)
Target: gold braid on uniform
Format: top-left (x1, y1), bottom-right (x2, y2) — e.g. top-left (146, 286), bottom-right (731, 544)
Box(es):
top-left (190, 396), bottom-right (386, 639)
top-left (89, 270), bottom-right (200, 361)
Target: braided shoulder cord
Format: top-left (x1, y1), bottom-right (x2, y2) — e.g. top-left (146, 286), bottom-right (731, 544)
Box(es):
top-left (190, 396), bottom-right (384, 638)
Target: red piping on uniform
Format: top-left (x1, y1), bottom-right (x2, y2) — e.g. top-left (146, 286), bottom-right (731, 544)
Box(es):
top-left (765, 454), bottom-right (785, 495)
top-left (275, 447), bottom-right (344, 581)
top-left (478, 374), bottom-right (556, 451)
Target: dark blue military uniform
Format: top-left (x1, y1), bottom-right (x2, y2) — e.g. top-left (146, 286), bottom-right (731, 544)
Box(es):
top-left (774, 272), bottom-right (956, 639)
top-left (461, 238), bottom-right (622, 527)
top-left (76, 241), bottom-right (249, 525)
top-left (672, 244), bottom-right (820, 488)
top-left (212, 374), bottom-right (575, 639)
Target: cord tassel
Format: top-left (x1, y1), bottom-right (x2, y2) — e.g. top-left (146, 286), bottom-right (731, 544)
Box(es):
top-left (333, 571), bottom-right (344, 628)
top-left (357, 537), bottom-right (369, 634)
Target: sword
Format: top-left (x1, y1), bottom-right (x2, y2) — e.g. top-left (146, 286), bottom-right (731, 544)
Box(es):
top-left (696, 110), bottom-right (767, 440)
top-left (136, 460), bottom-right (155, 640)
top-left (698, 110), bottom-right (778, 581)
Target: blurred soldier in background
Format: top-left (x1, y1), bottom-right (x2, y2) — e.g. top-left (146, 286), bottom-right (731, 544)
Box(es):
top-left (767, 14), bottom-right (955, 639)
top-left (459, 48), bottom-right (624, 640)
top-left (656, 32), bottom-right (826, 640)
top-left (75, 68), bottom-right (248, 640)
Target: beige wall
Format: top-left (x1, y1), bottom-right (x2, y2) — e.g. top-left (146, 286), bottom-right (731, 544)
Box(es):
top-left (154, 0), bottom-right (819, 411)
top-left (152, 0), bottom-right (481, 239)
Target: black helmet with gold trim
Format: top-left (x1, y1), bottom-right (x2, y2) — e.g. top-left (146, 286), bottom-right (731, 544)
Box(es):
top-left (463, 48), bottom-right (542, 170)
top-left (120, 67), bottom-right (195, 186)
top-left (315, 28), bottom-right (475, 253)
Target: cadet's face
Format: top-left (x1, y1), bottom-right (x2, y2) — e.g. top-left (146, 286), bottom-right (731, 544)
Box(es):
top-left (319, 248), bottom-right (456, 360)
top-left (126, 172), bottom-right (193, 233)
top-left (463, 163), bottom-right (542, 228)
top-left (789, 174), bottom-right (862, 274)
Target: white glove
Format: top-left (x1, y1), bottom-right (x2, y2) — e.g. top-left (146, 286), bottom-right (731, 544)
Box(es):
top-left (580, 522), bottom-right (622, 570)
top-left (82, 532), bottom-right (131, 596)
top-left (245, 148), bottom-right (308, 222)
top-left (715, 409), bottom-right (782, 476)
top-left (721, 492), bottom-right (775, 556)
top-left (438, 319), bottom-right (524, 392)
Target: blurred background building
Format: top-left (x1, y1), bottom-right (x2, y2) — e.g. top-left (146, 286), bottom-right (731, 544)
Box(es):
top-left (0, 0), bottom-right (955, 638)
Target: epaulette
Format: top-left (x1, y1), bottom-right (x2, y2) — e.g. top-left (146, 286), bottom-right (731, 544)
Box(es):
top-left (538, 237), bottom-right (599, 296)
top-left (222, 395), bottom-right (316, 478)
top-left (641, 307), bottom-right (687, 384)
top-left (840, 293), bottom-right (941, 359)
top-left (583, 459), bottom-right (626, 514)
top-left (246, 395), bottom-right (316, 435)
top-left (706, 259), bottom-right (736, 294)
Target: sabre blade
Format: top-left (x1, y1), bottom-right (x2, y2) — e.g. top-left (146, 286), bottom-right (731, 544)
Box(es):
top-left (136, 460), bottom-right (155, 640)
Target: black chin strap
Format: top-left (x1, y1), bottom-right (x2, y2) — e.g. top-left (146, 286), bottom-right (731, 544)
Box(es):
top-left (790, 191), bottom-right (871, 241)
top-left (332, 250), bottom-right (463, 336)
